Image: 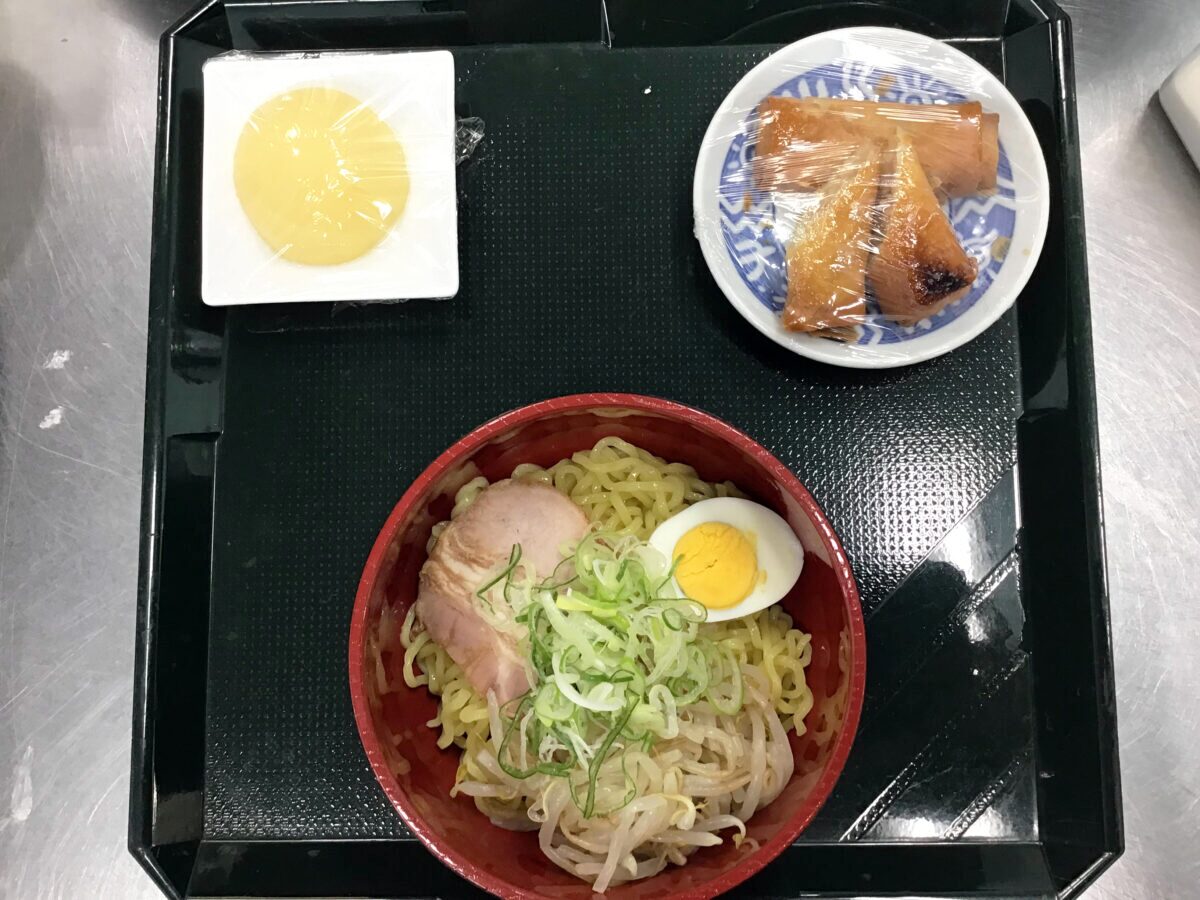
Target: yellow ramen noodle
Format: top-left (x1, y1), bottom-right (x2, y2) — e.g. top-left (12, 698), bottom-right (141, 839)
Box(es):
top-left (512, 436), bottom-right (743, 540)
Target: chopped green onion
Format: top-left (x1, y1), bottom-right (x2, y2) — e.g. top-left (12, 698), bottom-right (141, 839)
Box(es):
top-left (475, 543), bottom-right (522, 613)
top-left (483, 530), bottom-right (745, 817)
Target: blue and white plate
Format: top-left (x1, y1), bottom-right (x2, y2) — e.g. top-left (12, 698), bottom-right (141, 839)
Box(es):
top-left (693, 27), bottom-right (1049, 368)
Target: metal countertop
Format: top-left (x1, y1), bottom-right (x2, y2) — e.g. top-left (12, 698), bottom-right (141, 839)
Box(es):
top-left (1, 0), bottom-right (1196, 896)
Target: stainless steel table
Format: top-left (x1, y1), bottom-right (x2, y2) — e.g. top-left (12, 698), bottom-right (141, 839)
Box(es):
top-left (0, 0), bottom-right (1195, 896)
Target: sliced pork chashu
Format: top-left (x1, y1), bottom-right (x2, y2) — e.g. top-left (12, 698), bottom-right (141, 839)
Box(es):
top-left (416, 479), bottom-right (589, 705)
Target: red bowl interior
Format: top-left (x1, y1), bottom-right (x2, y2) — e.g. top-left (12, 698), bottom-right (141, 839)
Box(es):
top-left (348, 394), bottom-right (866, 900)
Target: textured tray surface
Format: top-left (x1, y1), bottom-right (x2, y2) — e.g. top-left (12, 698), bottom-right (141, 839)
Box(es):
top-left (203, 44), bottom-right (1033, 842)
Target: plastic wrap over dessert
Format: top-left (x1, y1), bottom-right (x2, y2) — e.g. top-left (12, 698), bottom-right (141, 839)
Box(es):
top-left (693, 27), bottom-right (1050, 368)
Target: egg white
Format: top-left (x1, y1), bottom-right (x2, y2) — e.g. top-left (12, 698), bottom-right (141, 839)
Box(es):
top-left (648, 497), bottom-right (804, 623)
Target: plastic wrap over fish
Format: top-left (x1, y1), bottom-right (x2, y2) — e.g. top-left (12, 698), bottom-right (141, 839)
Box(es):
top-left (693, 28), bottom-right (1049, 368)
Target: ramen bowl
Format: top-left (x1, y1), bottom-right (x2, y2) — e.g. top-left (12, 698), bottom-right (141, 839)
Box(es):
top-left (348, 393), bottom-right (866, 900)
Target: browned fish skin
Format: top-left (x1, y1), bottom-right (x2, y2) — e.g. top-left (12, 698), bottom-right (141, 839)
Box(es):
top-left (869, 131), bottom-right (978, 325)
top-left (782, 142), bottom-right (882, 332)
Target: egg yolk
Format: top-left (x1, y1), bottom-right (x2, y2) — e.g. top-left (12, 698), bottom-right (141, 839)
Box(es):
top-left (233, 88), bottom-right (409, 266)
top-left (672, 522), bottom-right (759, 609)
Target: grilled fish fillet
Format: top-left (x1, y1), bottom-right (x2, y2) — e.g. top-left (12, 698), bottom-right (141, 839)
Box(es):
top-left (755, 96), bottom-right (999, 197)
top-left (782, 141), bottom-right (881, 332)
top-left (869, 131), bottom-right (978, 325)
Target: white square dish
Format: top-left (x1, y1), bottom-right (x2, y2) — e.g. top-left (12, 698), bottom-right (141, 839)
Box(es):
top-left (201, 50), bottom-right (458, 306)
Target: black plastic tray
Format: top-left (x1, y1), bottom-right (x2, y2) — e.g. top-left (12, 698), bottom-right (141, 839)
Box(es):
top-left (130, 1), bottom-right (1122, 897)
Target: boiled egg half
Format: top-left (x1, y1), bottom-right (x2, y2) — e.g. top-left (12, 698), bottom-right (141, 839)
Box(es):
top-left (648, 497), bottom-right (804, 623)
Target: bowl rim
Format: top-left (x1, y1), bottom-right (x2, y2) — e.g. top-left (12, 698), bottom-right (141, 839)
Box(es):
top-left (348, 392), bottom-right (867, 900)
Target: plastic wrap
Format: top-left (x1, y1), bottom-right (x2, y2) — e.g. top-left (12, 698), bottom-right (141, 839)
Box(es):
top-left (694, 27), bottom-right (1049, 367)
top-left (455, 116), bottom-right (486, 165)
top-left (201, 50), bottom-right (459, 307)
